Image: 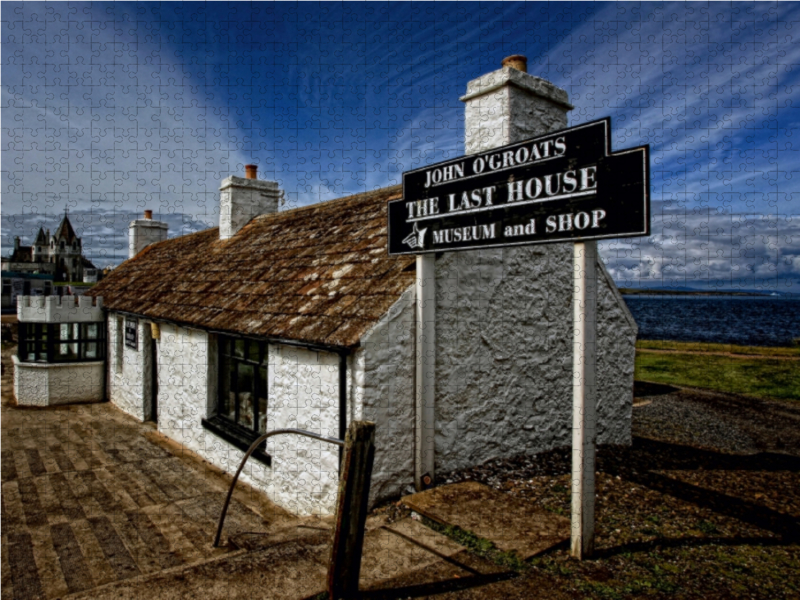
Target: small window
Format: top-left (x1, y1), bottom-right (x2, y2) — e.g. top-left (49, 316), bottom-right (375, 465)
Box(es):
top-left (18, 322), bottom-right (106, 363)
top-left (218, 336), bottom-right (268, 435)
top-left (115, 317), bottom-right (124, 373)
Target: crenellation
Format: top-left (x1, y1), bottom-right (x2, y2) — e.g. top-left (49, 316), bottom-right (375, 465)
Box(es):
top-left (18, 294), bottom-right (103, 323)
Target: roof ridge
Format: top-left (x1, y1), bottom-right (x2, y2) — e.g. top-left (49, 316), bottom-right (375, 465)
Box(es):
top-left (252, 184), bottom-right (402, 223)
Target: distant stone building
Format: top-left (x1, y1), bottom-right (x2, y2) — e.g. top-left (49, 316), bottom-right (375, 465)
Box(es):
top-left (1, 212), bottom-right (96, 282)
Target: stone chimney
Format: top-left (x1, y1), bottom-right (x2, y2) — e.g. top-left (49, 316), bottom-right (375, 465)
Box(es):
top-left (128, 210), bottom-right (168, 259)
top-left (460, 55), bottom-right (573, 154)
top-left (219, 165), bottom-right (281, 240)
top-left (14, 236), bottom-right (20, 251)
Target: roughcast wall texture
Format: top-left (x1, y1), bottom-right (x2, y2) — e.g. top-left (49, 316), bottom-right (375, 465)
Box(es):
top-left (153, 323), bottom-right (341, 517)
top-left (433, 243), bottom-right (637, 475)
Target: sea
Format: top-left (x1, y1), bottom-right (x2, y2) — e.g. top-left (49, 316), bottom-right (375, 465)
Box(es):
top-left (622, 295), bottom-right (800, 347)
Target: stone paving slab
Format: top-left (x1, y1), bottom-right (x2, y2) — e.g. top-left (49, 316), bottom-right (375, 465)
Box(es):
top-left (66, 540), bottom-right (330, 600)
top-left (359, 517), bottom-right (467, 587)
top-left (402, 481), bottom-right (570, 559)
top-left (1, 344), bottom-right (285, 600)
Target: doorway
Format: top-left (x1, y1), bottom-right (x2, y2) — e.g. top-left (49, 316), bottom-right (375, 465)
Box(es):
top-left (150, 337), bottom-right (158, 423)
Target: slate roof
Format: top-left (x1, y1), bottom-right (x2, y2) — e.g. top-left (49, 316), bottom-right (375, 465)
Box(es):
top-left (7, 246), bottom-right (33, 263)
top-left (89, 185), bottom-right (417, 348)
top-left (54, 215), bottom-right (78, 244)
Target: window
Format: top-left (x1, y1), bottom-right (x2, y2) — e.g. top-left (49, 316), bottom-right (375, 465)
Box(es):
top-left (218, 336), bottom-right (268, 434)
top-left (18, 322), bottom-right (106, 363)
top-left (115, 317), bottom-right (124, 373)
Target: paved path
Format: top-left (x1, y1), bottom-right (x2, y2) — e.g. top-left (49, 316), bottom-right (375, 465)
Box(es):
top-left (1, 344), bottom-right (512, 599)
top-left (1, 345), bottom-right (292, 600)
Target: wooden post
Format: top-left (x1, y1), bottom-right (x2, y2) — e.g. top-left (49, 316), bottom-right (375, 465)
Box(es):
top-left (415, 253), bottom-right (436, 490)
top-left (328, 421), bottom-right (376, 600)
top-left (571, 240), bottom-right (597, 559)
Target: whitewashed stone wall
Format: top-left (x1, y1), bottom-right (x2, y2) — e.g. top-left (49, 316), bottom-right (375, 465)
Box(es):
top-left (13, 357), bottom-right (104, 405)
top-left (354, 287), bottom-right (416, 506)
top-left (128, 219), bottom-right (168, 259)
top-left (107, 314), bottom-right (153, 422)
top-left (219, 176), bottom-right (281, 240)
top-left (149, 322), bottom-right (342, 516)
top-left (461, 67), bottom-right (572, 155)
top-left (433, 244), bottom-right (637, 475)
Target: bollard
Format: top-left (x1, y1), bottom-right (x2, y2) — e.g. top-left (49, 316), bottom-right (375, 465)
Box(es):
top-left (327, 421), bottom-right (376, 600)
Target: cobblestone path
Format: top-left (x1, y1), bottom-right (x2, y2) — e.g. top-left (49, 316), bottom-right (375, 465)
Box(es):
top-left (1, 347), bottom-right (272, 600)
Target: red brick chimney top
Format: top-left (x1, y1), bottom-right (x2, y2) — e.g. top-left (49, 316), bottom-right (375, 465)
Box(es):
top-left (245, 165), bottom-right (258, 179)
top-left (502, 55), bottom-right (527, 73)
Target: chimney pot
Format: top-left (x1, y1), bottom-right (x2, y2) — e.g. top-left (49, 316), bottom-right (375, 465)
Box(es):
top-left (144, 210), bottom-right (152, 220)
top-left (245, 164), bottom-right (258, 179)
top-left (502, 54), bottom-right (528, 73)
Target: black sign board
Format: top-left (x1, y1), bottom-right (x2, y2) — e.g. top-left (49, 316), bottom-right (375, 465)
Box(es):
top-left (388, 118), bottom-right (649, 255)
top-left (125, 318), bottom-right (138, 350)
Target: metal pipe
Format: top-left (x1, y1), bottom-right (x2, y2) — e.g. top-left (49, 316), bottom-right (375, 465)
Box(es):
top-left (213, 428), bottom-right (344, 547)
top-left (338, 351), bottom-right (347, 470)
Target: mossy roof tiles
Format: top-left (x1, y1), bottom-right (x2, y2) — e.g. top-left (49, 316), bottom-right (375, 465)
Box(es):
top-left (89, 185), bottom-right (416, 348)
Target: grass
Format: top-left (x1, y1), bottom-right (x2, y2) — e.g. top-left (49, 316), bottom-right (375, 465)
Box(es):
top-left (416, 515), bottom-right (528, 572)
top-left (636, 340), bottom-right (800, 357)
top-left (635, 341), bottom-right (800, 401)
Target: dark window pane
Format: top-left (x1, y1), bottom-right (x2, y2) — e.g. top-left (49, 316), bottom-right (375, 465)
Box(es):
top-left (258, 366), bottom-right (268, 433)
top-left (220, 353), bottom-right (236, 420)
top-left (84, 343), bottom-right (98, 360)
top-left (56, 343), bottom-right (78, 361)
top-left (237, 364), bottom-right (255, 429)
top-left (219, 337), bottom-right (228, 356)
top-left (248, 340), bottom-right (260, 363)
top-left (234, 339), bottom-right (245, 359)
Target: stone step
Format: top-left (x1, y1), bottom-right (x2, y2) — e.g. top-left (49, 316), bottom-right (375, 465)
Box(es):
top-left (402, 481), bottom-right (570, 559)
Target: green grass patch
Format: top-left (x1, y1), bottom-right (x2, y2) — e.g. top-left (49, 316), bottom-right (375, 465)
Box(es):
top-left (417, 515), bottom-right (528, 572)
top-left (636, 340), bottom-right (800, 358)
top-left (635, 346), bottom-right (800, 401)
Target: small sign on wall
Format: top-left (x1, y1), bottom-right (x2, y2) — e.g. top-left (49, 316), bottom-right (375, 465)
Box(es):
top-left (125, 318), bottom-right (138, 350)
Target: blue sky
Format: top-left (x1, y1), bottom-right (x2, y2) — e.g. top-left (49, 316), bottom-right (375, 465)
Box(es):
top-left (2, 1), bottom-right (799, 292)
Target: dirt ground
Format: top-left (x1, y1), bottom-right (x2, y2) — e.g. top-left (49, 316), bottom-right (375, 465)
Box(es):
top-left (416, 383), bottom-right (800, 599)
top-left (3, 336), bottom-right (799, 599)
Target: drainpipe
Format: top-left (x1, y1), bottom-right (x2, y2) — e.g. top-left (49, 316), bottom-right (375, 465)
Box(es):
top-left (338, 351), bottom-right (348, 470)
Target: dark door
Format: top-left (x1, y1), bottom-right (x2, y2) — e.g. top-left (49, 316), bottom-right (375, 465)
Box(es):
top-left (150, 338), bottom-right (158, 423)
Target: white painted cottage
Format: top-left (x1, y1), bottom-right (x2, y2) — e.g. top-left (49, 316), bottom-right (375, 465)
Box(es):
top-left (88, 59), bottom-right (637, 517)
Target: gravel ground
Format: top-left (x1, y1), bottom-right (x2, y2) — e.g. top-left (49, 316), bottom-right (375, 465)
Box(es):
top-left (420, 382), bottom-right (800, 599)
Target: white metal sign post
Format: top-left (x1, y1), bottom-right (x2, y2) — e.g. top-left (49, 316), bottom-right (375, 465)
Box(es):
top-left (415, 253), bottom-right (436, 490)
top-left (571, 240), bottom-right (597, 559)
top-left (389, 118), bottom-right (649, 557)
